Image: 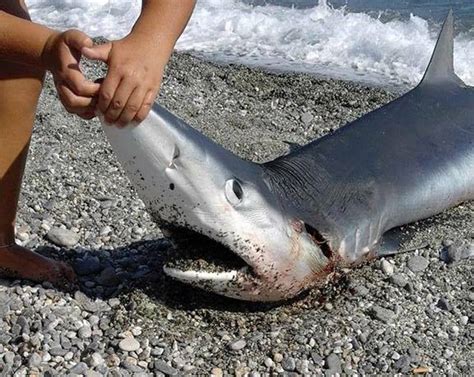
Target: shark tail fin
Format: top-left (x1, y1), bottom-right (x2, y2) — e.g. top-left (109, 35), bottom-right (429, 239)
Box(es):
top-left (419, 10), bottom-right (465, 87)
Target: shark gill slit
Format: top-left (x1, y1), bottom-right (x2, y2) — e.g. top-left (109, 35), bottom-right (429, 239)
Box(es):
top-left (304, 223), bottom-right (333, 260)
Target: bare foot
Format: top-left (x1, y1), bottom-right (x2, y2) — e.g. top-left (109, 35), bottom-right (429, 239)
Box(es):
top-left (0, 243), bottom-right (77, 287)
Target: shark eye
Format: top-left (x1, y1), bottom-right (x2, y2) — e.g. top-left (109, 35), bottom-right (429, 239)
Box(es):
top-left (225, 178), bottom-right (243, 206)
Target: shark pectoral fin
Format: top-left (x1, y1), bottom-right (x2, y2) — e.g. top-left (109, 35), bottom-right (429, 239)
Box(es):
top-left (419, 9), bottom-right (465, 87)
top-left (377, 228), bottom-right (430, 258)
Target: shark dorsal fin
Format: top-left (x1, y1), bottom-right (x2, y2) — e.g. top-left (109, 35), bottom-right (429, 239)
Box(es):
top-left (419, 10), bottom-right (464, 87)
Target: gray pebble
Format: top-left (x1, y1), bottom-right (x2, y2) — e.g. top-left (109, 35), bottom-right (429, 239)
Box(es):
top-left (4, 351), bottom-right (14, 365)
top-left (352, 284), bottom-right (369, 296)
top-left (370, 305), bottom-right (396, 323)
top-left (153, 360), bottom-right (178, 376)
top-left (301, 112), bottom-right (314, 125)
top-left (86, 352), bottom-right (105, 367)
top-left (49, 346), bottom-right (68, 357)
top-left (69, 362), bottom-right (88, 375)
top-left (264, 357), bottom-right (274, 368)
top-left (325, 353), bottom-right (342, 372)
top-left (78, 325), bottom-right (92, 339)
top-left (407, 255), bottom-right (429, 272)
top-left (394, 356), bottom-right (411, 372)
top-left (119, 337), bottom-right (140, 352)
top-left (28, 352), bottom-right (42, 367)
top-left (229, 339), bottom-right (246, 351)
top-left (85, 371), bottom-right (103, 377)
top-left (281, 357), bottom-right (296, 371)
top-left (390, 274), bottom-right (408, 287)
top-left (311, 353), bottom-right (324, 365)
top-left (46, 227), bottom-right (80, 247)
top-left (381, 260), bottom-right (394, 275)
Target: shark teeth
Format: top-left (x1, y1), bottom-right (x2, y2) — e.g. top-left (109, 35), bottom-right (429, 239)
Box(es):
top-left (163, 266), bottom-right (238, 282)
top-left (163, 266), bottom-right (269, 300)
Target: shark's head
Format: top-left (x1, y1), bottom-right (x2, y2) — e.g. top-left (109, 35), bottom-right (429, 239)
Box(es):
top-left (101, 105), bottom-right (332, 301)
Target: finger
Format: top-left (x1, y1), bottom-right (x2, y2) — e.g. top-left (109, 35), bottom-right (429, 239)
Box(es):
top-left (57, 47), bottom-right (100, 97)
top-left (134, 89), bottom-right (157, 123)
top-left (56, 83), bottom-right (95, 113)
top-left (64, 29), bottom-right (94, 52)
top-left (104, 78), bottom-right (137, 124)
top-left (117, 87), bottom-right (147, 127)
top-left (82, 43), bottom-right (112, 63)
top-left (97, 72), bottom-right (121, 114)
top-left (60, 69), bottom-right (100, 97)
top-left (78, 110), bottom-right (96, 120)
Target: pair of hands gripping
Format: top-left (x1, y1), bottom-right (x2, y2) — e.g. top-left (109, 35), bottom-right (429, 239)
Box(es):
top-left (42, 30), bottom-right (166, 126)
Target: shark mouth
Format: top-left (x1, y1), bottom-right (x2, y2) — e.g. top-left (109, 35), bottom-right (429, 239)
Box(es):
top-left (162, 227), bottom-right (263, 299)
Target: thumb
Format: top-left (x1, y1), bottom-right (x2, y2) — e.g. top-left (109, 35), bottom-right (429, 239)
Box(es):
top-left (81, 43), bottom-right (112, 63)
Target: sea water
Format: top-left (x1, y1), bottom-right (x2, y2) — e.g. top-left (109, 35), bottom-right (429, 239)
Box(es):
top-left (25, 0), bottom-right (474, 87)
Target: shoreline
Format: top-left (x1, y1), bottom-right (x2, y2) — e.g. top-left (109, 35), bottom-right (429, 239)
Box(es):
top-left (4, 51), bottom-right (472, 375)
top-left (183, 51), bottom-right (413, 94)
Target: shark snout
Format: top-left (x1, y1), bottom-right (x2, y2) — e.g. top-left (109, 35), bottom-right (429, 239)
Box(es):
top-left (101, 103), bottom-right (332, 301)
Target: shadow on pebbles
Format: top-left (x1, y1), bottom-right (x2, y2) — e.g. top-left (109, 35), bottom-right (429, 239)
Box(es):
top-left (1, 52), bottom-right (472, 376)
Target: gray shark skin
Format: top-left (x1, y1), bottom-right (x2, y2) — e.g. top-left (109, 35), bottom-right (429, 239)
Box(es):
top-left (101, 12), bottom-right (474, 302)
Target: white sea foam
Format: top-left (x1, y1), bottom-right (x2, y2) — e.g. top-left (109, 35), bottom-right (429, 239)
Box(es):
top-left (25, 0), bottom-right (474, 86)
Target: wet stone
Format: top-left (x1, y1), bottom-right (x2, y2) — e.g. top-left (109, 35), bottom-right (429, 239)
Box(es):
top-left (95, 266), bottom-right (121, 287)
top-left (74, 255), bottom-right (102, 275)
top-left (436, 297), bottom-right (453, 311)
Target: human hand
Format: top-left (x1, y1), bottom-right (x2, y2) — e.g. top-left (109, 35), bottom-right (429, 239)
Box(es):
top-left (42, 30), bottom-right (100, 120)
top-left (82, 32), bottom-right (169, 127)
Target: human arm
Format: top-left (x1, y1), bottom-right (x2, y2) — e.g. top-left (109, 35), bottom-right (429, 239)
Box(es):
top-left (82, 0), bottom-right (196, 126)
top-left (0, 11), bottom-right (100, 119)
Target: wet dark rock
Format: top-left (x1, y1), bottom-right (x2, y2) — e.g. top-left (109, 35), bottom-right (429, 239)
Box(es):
top-left (436, 297), bottom-right (453, 311)
top-left (95, 266), bottom-right (121, 287)
top-left (74, 255), bottom-right (102, 275)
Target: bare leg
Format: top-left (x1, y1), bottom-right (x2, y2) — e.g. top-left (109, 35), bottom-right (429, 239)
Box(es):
top-left (0, 1), bottom-right (76, 285)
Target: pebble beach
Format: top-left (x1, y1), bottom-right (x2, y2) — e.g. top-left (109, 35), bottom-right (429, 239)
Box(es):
top-left (2, 52), bottom-right (473, 376)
